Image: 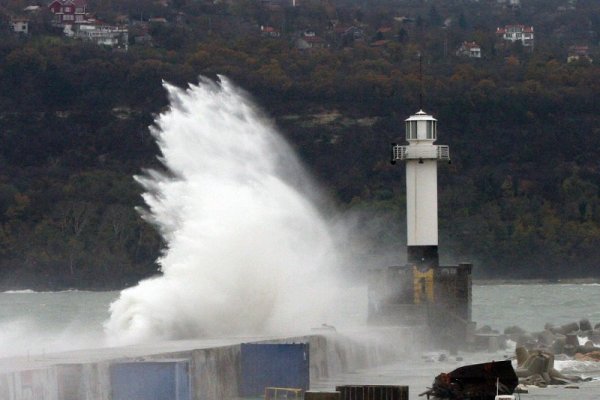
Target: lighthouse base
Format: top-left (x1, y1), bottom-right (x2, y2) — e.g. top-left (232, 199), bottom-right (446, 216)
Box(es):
top-left (367, 262), bottom-right (473, 347)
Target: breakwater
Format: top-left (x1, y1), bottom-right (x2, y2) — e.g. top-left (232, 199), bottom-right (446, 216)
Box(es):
top-left (0, 326), bottom-right (424, 400)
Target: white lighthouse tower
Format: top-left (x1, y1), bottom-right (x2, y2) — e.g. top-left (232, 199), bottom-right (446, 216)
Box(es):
top-left (392, 110), bottom-right (450, 269)
top-left (369, 110), bottom-right (470, 336)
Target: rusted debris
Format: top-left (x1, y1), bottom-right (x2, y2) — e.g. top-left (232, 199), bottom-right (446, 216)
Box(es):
top-left (419, 360), bottom-right (518, 400)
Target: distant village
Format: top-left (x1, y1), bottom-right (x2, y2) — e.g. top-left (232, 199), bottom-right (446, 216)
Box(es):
top-left (0, 0), bottom-right (595, 64)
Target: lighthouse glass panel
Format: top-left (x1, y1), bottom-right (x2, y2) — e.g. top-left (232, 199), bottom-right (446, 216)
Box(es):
top-left (426, 121), bottom-right (436, 139)
top-left (406, 121), bottom-right (418, 140)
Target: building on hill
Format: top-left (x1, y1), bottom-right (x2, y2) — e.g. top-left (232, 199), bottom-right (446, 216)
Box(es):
top-left (295, 30), bottom-right (327, 49)
top-left (456, 41), bottom-right (481, 58)
top-left (496, 24), bottom-right (534, 51)
top-left (75, 23), bottom-right (128, 50)
top-left (333, 25), bottom-right (364, 47)
top-left (567, 45), bottom-right (592, 63)
top-left (261, 0), bottom-right (299, 8)
top-left (148, 17), bottom-right (167, 24)
top-left (47, 0), bottom-right (88, 26)
top-left (260, 25), bottom-right (280, 37)
top-left (9, 17), bottom-right (29, 34)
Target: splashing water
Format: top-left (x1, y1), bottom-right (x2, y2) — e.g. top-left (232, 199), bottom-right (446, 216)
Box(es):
top-left (104, 77), bottom-right (344, 345)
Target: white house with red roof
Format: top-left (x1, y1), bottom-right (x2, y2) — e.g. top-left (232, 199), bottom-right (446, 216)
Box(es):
top-left (47, 0), bottom-right (88, 26)
top-left (260, 25), bottom-right (281, 37)
top-left (456, 41), bottom-right (481, 58)
top-left (567, 45), bottom-right (592, 63)
top-left (496, 24), bottom-right (534, 50)
top-left (295, 30), bottom-right (327, 50)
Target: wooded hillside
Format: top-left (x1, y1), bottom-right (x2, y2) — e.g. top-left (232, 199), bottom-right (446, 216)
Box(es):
top-left (1, 0), bottom-right (600, 288)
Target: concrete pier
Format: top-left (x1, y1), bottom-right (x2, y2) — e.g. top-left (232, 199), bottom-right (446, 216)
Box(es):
top-left (0, 327), bottom-right (425, 400)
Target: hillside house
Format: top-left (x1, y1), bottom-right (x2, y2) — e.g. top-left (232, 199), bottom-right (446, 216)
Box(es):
top-left (260, 25), bottom-right (280, 37)
top-left (48, 0), bottom-right (88, 26)
top-left (76, 23), bottom-right (128, 49)
top-left (9, 17), bottom-right (29, 34)
top-left (261, 0), bottom-right (299, 8)
top-left (295, 30), bottom-right (327, 49)
top-left (496, 24), bottom-right (534, 50)
top-left (568, 45), bottom-right (592, 63)
top-left (456, 41), bottom-right (481, 58)
top-left (334, 25), bottom-right (364, 45)
top-left (148, 17), bottom-right (167, 24)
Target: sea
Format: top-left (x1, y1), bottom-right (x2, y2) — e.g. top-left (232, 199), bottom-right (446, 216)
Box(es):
top-left (0, 284), bottom-right (599, 399)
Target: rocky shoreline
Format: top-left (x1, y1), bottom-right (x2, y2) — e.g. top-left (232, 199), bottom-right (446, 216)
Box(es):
top-left (477, 318), bottom-right (600, 388)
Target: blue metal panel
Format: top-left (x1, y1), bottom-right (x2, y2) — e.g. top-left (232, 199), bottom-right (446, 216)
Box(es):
top-left (110, 360), bottom-right (190, 400)
top-left (240, 343), bottom-right (309, 397)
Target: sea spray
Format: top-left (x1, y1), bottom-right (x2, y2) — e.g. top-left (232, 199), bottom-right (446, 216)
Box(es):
top-left (105, 77), bottom-right (344, 345)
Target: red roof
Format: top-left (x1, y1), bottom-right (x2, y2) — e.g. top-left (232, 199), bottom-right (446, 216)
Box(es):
top-left (303, 35), bottom-right (325, 43)
top-left (462, 41), bottom-right (480, 49)
top-left (371, 39), bottom-right (389, 47)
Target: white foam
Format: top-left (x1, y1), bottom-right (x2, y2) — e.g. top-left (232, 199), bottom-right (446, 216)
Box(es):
top-left (104, 77), bottom-right (349, 345)
top-left (2, 289), bottom-right (36, 294)
top-left (555, 359), bottom-right (600, 378)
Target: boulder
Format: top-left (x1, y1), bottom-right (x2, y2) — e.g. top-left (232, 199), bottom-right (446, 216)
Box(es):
top-left (478, 325), bottom-right (493, 334)
top-left (537, 330), bottom-right (556, 346)
top-left (564, 344), bottom-right (576, 357)
top-left (515, 334), bottom-right (534, 348)
top-left (565, 333), bottom-right (579, 347)
top-left (580, 319), bottom-right (593, 332)
top-left (556, 322), bottom-right (579, 335)
top-left (516, 346), bottom-right (529, 367)
top-left (505, 325), bottom-right (526, 336)
top-left (551, 336), bottom-right (565, 354)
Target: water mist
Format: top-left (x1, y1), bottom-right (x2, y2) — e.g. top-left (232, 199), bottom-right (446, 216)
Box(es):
top-left (105, 77), bottom-right (349, 345)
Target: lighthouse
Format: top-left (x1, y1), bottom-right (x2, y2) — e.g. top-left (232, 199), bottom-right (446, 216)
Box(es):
top-left (368, 108), bottom-right (471, 346)
top-left (392, 110), bottom-right (450, 270)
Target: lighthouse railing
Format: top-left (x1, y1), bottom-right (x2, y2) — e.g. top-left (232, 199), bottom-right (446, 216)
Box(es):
top-left (392, 145), bottom-right (450, 161)
top-left (437, 145), bottom-right (450, 160)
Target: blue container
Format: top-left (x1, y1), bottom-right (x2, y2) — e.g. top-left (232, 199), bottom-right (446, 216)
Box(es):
top-left (110, 359), bottom-right (191, 400)
top-left (240, 343), bottom-right (309, 397)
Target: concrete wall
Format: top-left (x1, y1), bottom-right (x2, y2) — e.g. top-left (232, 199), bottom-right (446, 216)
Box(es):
top-left (0, 328), bottom-right (424, 400)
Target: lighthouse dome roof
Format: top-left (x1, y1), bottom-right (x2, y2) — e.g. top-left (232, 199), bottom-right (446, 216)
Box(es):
top-left (405, 110), bottom-right (437, 122)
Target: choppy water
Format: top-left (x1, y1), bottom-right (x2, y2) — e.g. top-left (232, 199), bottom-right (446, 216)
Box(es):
top-left (0, 283), bottom-right (599, 358)
top-left (472, 283), bottom-right (600, 332)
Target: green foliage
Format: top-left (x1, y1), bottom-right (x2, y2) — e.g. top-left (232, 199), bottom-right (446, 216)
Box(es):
top-left (0, 0), bottom-right (600, 288)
